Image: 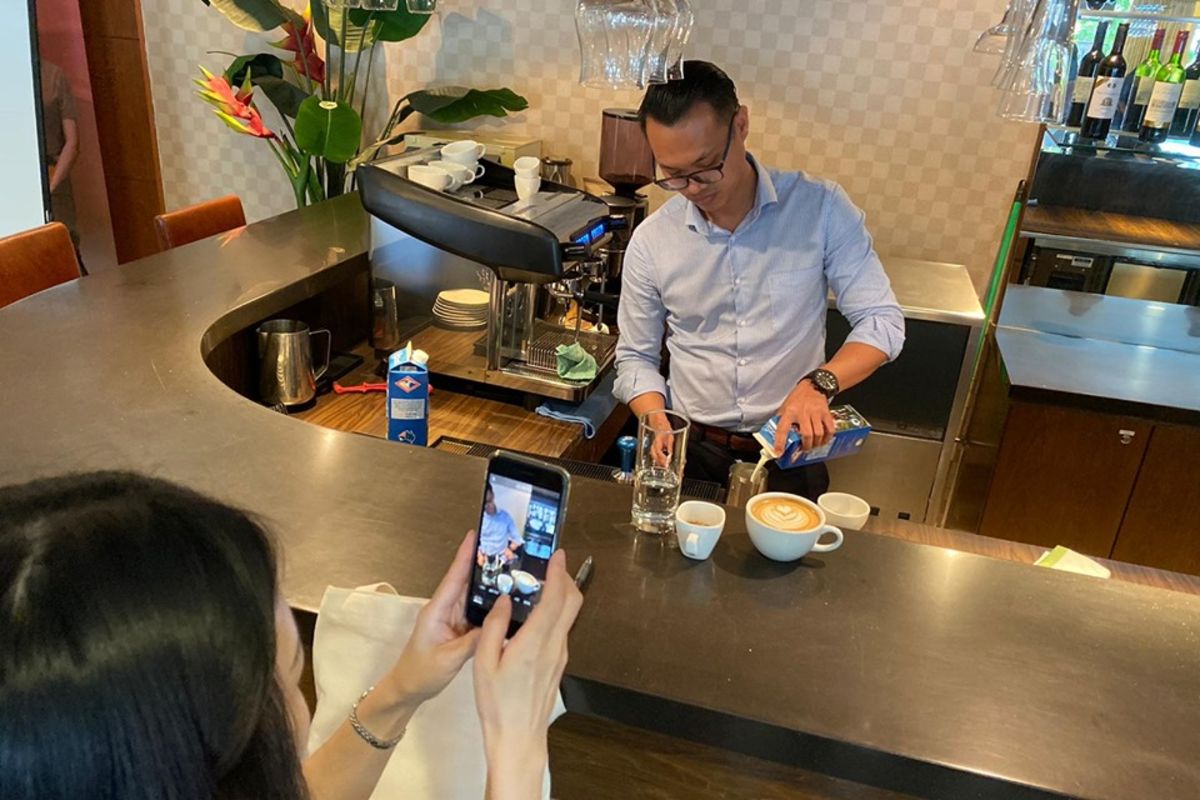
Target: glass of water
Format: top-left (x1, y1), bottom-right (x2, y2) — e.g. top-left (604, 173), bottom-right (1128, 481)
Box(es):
top-left (631, 410), bottom-right (689, 534)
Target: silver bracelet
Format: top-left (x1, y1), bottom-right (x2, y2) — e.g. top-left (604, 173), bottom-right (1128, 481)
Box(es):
top-left (348, 685), bottom-right (406, 750)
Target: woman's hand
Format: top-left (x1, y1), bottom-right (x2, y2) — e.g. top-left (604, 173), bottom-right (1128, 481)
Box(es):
top-left (382, 530), bottom-right (482, 705)
top-left (473, 550), bottom-right (583, 800)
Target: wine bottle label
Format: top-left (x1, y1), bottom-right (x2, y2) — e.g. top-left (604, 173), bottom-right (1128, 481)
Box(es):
top-left (1180, 79), bottom-right (1200, 110)
top-left (1145, 81), bottom-right (1184, 125)
top-left (1088, 76), bottom-right (1124, 120)
top-left (1136, 77), bottom-right (1157, 104)
top-left (1073, 75), bottom-right (1096, 104)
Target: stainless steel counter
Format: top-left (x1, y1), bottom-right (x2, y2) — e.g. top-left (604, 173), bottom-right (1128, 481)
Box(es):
top-left (2, 198), bottom-right (1199, 799)
top-left (997, 285), bottom-right (1200, 414)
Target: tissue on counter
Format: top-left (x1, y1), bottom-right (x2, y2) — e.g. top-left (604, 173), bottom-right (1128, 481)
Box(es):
top-left (386, 342), bottom-right (429, 446)
top-left (754, 405), bottom-right (871, 469)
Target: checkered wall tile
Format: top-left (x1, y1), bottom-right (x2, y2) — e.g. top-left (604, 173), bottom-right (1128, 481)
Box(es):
top-left (142, 0), bottom-right (1036, 291)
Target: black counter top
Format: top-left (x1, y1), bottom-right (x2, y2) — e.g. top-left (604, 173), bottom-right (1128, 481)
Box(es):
top-left (2, 197), bottom-right (1199, 799)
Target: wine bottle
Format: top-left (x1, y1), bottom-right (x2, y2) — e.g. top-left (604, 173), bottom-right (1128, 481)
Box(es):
top-left (1141, 31), bottom-right (1190, 143)
top-left (1082, 23), bottom-right (1131, 140)
top-left (1123, 27), bottom-right (1167, 132)
top-left (1170, 43), bottom-right (1200, 137)
top-left (1069, 22), bottom-right (1111, 127)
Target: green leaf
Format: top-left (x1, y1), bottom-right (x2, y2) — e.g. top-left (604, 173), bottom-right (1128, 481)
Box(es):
top-left (404, 87), bottom-right (529, 124)
top-left (294, 96), bottom-right (362, 163)
top-left (311, 2), bottom-right (377, 52)
top-left (255, 76), bottom-right (312, 119)
top-left (352, 6), bottom-right (430, 42)
top-left (207, 0), bottom-right (289, 32)
top-left (224, 53), bottom-right (284, 85)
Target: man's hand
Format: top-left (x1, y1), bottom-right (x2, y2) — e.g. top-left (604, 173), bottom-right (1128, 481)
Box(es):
top-left (646, 410), bottom-right (676, 468)
top-left (773, 379), bottom-right (835, 454)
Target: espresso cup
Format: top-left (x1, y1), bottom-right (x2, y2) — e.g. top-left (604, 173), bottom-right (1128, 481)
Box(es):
top-left (427, 160), bottom-right (476, 190)
top-left (818, 492), bottom-right (871, 531)
top-left (441, 140), bottom-right (486, 167)
top-left (745, 492), bottom-right (844, 562)
top-left (515, 174), bottom-right (541, 201)
top-left (407, 164), bottom-right (451, 192)
top-left (674, 500), bottom-right (726, 560)
top-left (513, 155), bottom-right (542, 176)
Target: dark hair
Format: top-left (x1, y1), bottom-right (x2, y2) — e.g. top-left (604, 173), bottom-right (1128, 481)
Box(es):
top-left (638, 60), bottom-right (740, 129)
top-left (0, 472), bottom-right (309, 800)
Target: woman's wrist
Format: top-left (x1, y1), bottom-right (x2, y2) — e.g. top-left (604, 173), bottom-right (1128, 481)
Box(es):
top-left (355, 673), bottom-right (423, 739)
top-left (484, 735), bottom-right (548, 800)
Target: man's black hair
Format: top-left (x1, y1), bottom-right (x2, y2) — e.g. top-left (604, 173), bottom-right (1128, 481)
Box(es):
top-left (638, 60), bottom-right (740, 129)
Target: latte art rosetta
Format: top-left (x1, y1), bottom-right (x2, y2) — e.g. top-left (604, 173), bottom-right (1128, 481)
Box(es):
top-left (750, 498), bottom-right (821, 531)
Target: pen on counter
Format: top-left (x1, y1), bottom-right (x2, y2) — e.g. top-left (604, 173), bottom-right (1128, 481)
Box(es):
top-left (574, 555), bottom-right (594, 590)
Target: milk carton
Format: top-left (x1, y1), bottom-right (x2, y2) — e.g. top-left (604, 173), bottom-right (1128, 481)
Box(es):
top-left (753, 405), bottom-right (871, 469)
top-left (386, 343), bottom-right (429, 446)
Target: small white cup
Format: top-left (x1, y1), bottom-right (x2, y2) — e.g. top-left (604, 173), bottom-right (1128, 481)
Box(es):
top-left (427, 160), bottom-right (476, 190)
top-left (515, 174), bottom-right (541, 201)
top-left (407, 164), bottom-right (451, 192)
top-left (818, 492), bottom-right (871, 531)
top-left (513, 155), bottom-right (542, 176)
top-left (441, 140), bottom-right (486, 167)
top-left (674, 501), bottom-right (726, 560)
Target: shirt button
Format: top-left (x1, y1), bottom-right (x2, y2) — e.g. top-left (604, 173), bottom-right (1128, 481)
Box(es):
top-left (738, 320), bottom-right (747, 327)
top-left (734, 278), bottom-right (742, 286)
top-left (738, 397), bottom-right (746, 405)
top-left (738, 358), bottom-right (748, 366)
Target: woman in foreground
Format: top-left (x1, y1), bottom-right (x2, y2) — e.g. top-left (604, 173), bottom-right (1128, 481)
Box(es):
top-left (0, 471), bottom-right (582, 800)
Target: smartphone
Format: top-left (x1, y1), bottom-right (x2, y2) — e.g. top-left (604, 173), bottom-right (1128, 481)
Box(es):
top-left (466, 451), bottom-right (571, 636)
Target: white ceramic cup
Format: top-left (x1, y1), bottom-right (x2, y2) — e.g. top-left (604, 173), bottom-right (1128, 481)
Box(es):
top-left (407, 164), bottom-right (451, 191)
top-left (441, 140), bottom-right (486, 167)
top-left (818, 492), bottom-right (871, 531)
top-left (515, 175), bottom-right (541, 201)
top-left (674, 500), bottom-right (726, 560)
top-left (427, 160), bottom-right (477, 190)
top-left (513, 155), bottom-right (542, 176)
top-left (744, 492), bottom-right (844, 562)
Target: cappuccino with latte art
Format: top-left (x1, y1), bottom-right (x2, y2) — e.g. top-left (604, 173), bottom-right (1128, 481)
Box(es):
top-left (749, 497), bottom-right (820, 532)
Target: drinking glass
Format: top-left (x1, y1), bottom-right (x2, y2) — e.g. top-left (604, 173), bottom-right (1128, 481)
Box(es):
top-left (631, 410), bottom-right (689, 535)
top-left (361, 0), bottom-right (400, 9)
top-left (406, 0), bottom-right (436, 13)
top-left (324, 0), bottom-right (363, 7)
top-left (644, 0), bottom-right (679, 84)
top-left (665, 0), bottom-right (693, 80)
top-left (975, 0), bottom-right (1019, 55)
top-left (576, 0), bottom-right (656, 89)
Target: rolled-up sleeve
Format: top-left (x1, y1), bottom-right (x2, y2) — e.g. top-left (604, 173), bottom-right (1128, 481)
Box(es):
top-left (614, 232), bottom-right (669, 405)
top-left (822, 185), bottom-right (905, 362)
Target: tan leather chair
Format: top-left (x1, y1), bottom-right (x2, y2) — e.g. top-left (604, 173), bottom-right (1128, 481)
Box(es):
top-left (0, 222), bottom-right (82, 310)
top-left (153, 195), bottom-right (246, 251)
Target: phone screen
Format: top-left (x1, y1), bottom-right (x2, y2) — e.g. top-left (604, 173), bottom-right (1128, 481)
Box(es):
top-left (467, 456), bottom-right (566, 631)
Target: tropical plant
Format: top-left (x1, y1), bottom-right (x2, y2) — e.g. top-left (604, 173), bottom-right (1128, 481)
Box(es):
top-left (198, 0), bottom-right (529, 207)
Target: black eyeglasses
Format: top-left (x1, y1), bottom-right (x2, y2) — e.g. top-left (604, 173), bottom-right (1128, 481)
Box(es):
top-left (652, 115), bottom-right (736, 192)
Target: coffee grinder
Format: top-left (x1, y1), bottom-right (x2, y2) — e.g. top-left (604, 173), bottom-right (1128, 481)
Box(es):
top-left (596, 108), bottom-right (655, 302)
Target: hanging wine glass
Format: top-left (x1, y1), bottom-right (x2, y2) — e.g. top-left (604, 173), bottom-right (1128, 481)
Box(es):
top-left (644, 0), bottom-right (679, 85)
top-left (406, 0), bottom-right (436, 13)
top-left (975, 0), bottom-right (1019, 55)
top-left (665, 0), bottom-right (693, 81)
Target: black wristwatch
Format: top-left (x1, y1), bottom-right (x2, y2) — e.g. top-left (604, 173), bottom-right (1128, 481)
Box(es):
top-left (803, 368), bottom-right (839, 401)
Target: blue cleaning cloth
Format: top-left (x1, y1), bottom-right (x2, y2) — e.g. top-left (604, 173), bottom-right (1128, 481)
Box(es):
top-left (535, 372), bottom-right (617, 439)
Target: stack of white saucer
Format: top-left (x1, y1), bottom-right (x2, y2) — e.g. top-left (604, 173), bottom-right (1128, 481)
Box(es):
top-left (433, 289), bottom-right (489, 330)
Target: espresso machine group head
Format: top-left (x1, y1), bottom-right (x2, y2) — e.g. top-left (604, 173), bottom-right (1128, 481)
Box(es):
top-left (358, 150), bottom-right (624, 401)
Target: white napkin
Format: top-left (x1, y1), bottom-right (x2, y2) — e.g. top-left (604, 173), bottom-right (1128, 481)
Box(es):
top-left (306, 583), bottom-right (563, 799)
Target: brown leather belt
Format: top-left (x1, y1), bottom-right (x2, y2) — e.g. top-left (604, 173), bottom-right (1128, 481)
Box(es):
top-left (691, 420), bottom-right (762, 453)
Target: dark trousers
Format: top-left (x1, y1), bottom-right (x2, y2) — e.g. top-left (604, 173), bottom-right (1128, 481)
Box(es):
top-left (685, 438), bottom-right (830, 502)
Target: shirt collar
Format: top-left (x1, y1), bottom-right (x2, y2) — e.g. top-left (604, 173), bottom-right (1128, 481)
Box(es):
top-left (684, 152), bottom-right (779, 234)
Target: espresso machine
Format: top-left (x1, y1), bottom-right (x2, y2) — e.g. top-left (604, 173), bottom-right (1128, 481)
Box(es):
top-left (359, 149), bottom-right (624, 402)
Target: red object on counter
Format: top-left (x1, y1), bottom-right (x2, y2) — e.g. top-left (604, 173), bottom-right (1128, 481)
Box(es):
top-left (334, 381), bottom-right (434, 395)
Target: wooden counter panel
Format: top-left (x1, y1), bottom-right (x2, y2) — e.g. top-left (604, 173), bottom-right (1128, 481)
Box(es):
top-left (1022, 205), bottom-right (1200, 251)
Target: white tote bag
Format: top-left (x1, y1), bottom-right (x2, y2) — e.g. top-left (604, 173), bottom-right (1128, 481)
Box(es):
top-left (305, 584), bottom-right (562, 799)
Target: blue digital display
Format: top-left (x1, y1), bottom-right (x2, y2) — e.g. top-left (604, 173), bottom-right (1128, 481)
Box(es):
top-left (591, 223), bottom-right (606, 240)
top-left (574, 232), bottom-right (591, 245)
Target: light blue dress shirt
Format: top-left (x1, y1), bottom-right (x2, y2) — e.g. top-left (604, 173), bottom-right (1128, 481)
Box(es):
top-left (614, 155), bottom-right (905, 432)
top-left (480, 509), bottom-right (522, 556)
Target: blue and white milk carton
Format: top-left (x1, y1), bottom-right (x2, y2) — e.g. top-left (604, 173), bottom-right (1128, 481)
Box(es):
top-left (753, 405), bottom-right (871, 468)
top-left (386, 343), bottom-right (429, 446)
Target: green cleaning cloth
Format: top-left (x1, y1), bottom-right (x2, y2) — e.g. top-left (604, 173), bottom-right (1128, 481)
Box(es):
top-left (555, 342), bottom-right (598, 381)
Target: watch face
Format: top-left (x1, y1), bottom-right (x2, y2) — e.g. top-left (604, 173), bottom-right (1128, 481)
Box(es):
top-left (811, 370), bottom-right (837, 397)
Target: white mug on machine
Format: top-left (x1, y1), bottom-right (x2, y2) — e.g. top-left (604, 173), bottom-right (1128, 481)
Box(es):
top-left (515, 174), bottom-right (541, 201)
top-left (674, 501), bottom-right (726, 560)
top-left (407, 164), bottom-right (452, 191)
top-left (513, 155), bottom-right (542, 176)
top-left (427, 160), bottom-right (478, 190)
top-left (441, 140), bottom-right (486, 167)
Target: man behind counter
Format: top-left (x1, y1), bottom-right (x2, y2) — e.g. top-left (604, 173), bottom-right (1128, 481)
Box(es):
top-left (613, 61), bottom-right (905, 501)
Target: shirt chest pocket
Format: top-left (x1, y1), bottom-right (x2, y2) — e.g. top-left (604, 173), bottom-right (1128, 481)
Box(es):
top-left (766, 269), bottom-right (816, 328)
